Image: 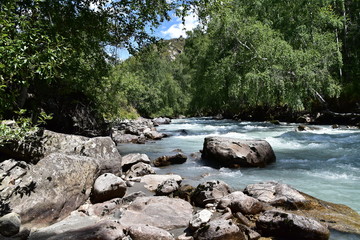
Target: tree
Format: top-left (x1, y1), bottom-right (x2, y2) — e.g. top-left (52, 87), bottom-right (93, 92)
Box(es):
top-left (185, 0), bottom-right (342, 116)
top-left (0, 0), bottom-right (187, 120)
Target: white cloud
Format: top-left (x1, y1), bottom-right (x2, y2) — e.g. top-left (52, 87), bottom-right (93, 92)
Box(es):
top-left (161, 11), bottom-right (199, 38)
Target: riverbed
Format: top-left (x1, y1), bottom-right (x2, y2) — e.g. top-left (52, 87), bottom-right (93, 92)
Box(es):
top-left (118, 118), bottom-right (360, 216)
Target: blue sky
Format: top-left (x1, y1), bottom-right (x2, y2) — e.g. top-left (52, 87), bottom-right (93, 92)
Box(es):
top-left (116, 9), bottom-right (199, 60)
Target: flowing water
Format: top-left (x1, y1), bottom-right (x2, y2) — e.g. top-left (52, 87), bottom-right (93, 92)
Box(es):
top-left (118, 118), bottom-right (360, 238)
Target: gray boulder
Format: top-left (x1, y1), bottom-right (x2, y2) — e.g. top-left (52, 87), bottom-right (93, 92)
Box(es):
top-left (153, 153), bottom-right (187, 167)
top-left (152, 117), bottom-right (171, 125)
top-left (127, 224), bottom-right (174, 240)
top-left (155, 178), bottom-right (180, 196)
top-left (112, 132), bottom-right (139, 144)
top-left (256, 210), bottom-right (330, 240)
top-left (120, 196), bottom-right (193, 230)
top-left (140, 174), bottom-right (182, 191)
top-left (91, 173), bottom-right (127, 203)
top-left (218, 191), bottom-right (265, 215)
top-left (202, 137), bottom-right (276, 168)
top-left (8, 153), bottom-right (100, 228)
top-left (194, 219), bottom-right (246, 240)
top-left (28, 212), bottom-right (124, 240)
top-left (0, 213), bottom-right (21, 237)
top-left (244, 181), bottom-right (306, 209)
top-left (121, 153), bottom-right (151, 172)
top-left (191, 180), bottom-right (232, 208)
top-left (125, 162), bottom-right (155, 180)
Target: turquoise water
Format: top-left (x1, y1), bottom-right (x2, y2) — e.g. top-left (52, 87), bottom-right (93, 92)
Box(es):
top-left (118, 118), bottom-right (360, 215)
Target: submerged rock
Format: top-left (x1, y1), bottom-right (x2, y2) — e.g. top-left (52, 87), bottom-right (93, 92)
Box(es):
top-left (202, 137), bottom-right (276, 168)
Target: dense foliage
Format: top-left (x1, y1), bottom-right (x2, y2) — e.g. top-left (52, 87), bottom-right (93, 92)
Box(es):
top-left (0, 0), bottom-right (181, 120)
top-left (1, 0), bottom-right (359, 125)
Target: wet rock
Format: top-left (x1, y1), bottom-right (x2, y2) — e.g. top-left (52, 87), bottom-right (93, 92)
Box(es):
top-left (256, 210), bottom-right (330, 240)
top-left (202, 137), bottom-right (276, 168)
top-left (0, 213), bottom-right (21, 237)
top-left (218, 191), bottom-right (265, 215)
top-left (189, 209), bottom-right (213, 230)
top-left (120, 196), bottom-right (193, 230)
top-left (28, 212), bottom-right (124, 240)
top-left (125, 162), bottom-right (155, 180)
top-left (153, 153), bottom-right (187, 167)
top-left (194, 219), bottom-right (246, 240)
top-left (8, 153), bottom-right (100, 228)
top-left (191, 180), bottom-right (232, 208)
top-left (127, 224), bottom-right (175, 240)
top-left (295, 125), bottom-right (320, 132)
top-left (140, 174), bottom-right (182, 191)
top-left (91, 173), bottom-right (127, 203)
top-left (121, 153), bottom-right (151, 172)
top-left (144, 130), bottom-right (166, 140)
top-left (244, 181), bottom-right (306, 209)
top-left (155, 179), bottom-right (180, 196)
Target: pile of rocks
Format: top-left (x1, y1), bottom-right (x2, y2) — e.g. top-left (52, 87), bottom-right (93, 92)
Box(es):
top-left (0, 129), bottom-right (359, 240)
top-left (111, 117), bottom-right (170, 144)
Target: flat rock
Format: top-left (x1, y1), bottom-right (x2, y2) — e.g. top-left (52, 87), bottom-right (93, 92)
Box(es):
top-left (140, 174), bottom-right (182, 191)
top-left (256, 210), bottom-right (330, 240)
top-left (28, 212), bottom-right (124, 240)
top-left (120, 196), bottom-right (193, 230)
top-left (202, 137), bottom-right (276, 168)
top-left (128, 224), bottom-right (175, 240)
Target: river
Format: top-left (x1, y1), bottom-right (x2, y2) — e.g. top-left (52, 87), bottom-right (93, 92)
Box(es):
top-left (118, 118), bottom-right (360, 238)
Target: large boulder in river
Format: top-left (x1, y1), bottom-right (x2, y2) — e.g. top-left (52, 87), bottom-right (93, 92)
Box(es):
top-left (256, 210), bottom-right (330, 240)
top-left (7, 153), bottom-right (102, 228)
top-left (202, 137), bottom-right (276, 168)
top-left (120, 196), bottom-right (193, 230)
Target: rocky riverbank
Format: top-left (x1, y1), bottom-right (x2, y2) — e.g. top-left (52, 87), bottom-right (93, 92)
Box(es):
top-left (0, 120), bottom-right (359, 240)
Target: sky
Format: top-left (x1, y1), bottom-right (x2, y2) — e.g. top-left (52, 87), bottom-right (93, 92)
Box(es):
top-left (116, 9), bottom-right (200, 60)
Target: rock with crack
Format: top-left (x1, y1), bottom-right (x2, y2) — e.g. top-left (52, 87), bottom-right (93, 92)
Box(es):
top-left (120, 196), bottom-right (193, 230)
top-left (256, 210), bottom-right (330, 240)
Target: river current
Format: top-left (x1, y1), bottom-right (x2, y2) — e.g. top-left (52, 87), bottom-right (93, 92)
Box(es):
top-left (118, 118), bottom-right (360, 238)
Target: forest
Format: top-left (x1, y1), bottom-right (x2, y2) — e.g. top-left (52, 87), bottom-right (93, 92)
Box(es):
top-left (1, 0), bottom-right (360, 137)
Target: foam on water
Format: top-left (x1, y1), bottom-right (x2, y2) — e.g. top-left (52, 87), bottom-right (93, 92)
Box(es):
top-left (118, 118), bottom-right (360, 218)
